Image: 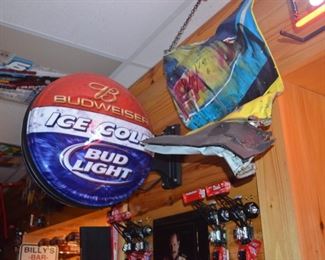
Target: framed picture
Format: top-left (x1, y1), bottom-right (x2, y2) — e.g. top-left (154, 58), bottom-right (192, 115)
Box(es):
top-left (153, 210), bottom-right (209, 260)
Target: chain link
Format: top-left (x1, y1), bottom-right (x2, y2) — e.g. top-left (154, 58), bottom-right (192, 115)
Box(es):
top-left (165, 0), bottom-right (204, 54)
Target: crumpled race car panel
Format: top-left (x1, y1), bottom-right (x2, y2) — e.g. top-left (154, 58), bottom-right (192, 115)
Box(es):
top-left (222, 77), bottom-right (283, 125)
top-left (163, 0), bottom-right (284, 130)
top-left (142, 121), bottom-right (273, 160)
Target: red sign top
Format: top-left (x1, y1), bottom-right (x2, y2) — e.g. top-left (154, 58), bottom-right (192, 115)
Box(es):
top-left (31, 73), bottom-right (151, 129)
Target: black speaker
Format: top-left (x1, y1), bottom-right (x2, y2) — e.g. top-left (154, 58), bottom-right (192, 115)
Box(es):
top-left (80, 226), bottom-right (112, 260)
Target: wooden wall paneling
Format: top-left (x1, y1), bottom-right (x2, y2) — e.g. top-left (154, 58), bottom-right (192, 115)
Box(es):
top-left (129, 0), bottom-right (246, 212)
top-left (284, 56), bottom-right (325, 96)
top-left (278, 59), bottom-right (325, 259)
top-left (253, 0), bottom-right (325, 76)
top-left (23, 209), bottom-right (108, 244)
top-left (128, 0), bottom-right (325, 259)
top-left (130, 156), bottom-right (229, 215)
top-left (255, 101), bottom-right (301, 260)
top-left (280, 84), bottom-right (325, 259)
top-left (23, 0), bottom-right (324, 259)
top-left (133, 178), bottom-right (264, 260)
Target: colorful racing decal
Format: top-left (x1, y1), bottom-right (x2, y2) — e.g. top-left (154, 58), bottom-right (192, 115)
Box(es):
top-left (0, 50), bottom-right (64, 104)
top-left (163, 0), bottom-right (283, 130)
top-left (22, 73), bottom-right (153, 207)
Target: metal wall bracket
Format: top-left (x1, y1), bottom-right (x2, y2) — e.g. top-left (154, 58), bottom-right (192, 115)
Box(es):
top-left (150, 124), bottom-right (182, 189)
top-left (280, 26), bottom-right (325, 43)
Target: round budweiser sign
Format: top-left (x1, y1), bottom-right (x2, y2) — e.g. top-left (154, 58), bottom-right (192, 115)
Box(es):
top-left (22, 73), bottom-right (153, 207)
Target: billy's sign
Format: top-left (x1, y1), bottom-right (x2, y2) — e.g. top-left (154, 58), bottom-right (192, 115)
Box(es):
top-left (19, 245), bottom-right (58, 260)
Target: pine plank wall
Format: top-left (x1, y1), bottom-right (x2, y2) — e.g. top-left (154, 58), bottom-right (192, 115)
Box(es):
top-left (24, 0), bottom-right (325, 259)
top-left (128, 0), bottom-right (325, 259)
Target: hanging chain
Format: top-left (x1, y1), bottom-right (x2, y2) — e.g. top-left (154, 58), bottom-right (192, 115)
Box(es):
top-left (165, 0), bottom-right (205, 54)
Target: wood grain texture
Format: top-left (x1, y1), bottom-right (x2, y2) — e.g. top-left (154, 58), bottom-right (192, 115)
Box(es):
top-left (279, 58), bottom-right (325, 259)
top-left (23, 209), bottom-right (108, 244)
top-left (24, 1), bottom-right (324, 259)
top-left (253, 0), bottom-right (325, 76)
top-left (255, 102), bottom-right (301, 260)
top-left (284, 56), bottom-right (325, 96)
top-left (129, 0), bottom-right (324, 259)
top-left (133, 179), bottom-right (264, 260)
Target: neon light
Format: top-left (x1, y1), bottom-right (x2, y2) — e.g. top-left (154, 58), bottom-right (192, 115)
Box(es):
top-left (309, 0), bottom-right (324, 7)
top-left (295, 4), bottom-right (325, 27)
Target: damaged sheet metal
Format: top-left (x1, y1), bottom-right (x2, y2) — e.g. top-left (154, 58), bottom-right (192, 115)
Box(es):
top-left (142, 121), bottom-right (273, 178)
top-left (163, 0), bottom-right (284, 130)
top-left (147, 0), bottom-right (284, 179)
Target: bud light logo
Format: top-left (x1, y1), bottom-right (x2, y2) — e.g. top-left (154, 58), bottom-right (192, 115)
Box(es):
top-left (60, 143), bottom-right (134, 184)
top-left (22, 73), bottom-right (153, 208)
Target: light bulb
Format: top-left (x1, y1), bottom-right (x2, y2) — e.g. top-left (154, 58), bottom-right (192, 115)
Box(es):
top-left (309, 0), bottom-right (324, 7)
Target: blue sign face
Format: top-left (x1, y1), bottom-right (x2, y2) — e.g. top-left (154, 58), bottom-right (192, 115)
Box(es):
top-left (22, 73), bottom-right (153, 208)
top-left (26, 132), bottom-right (152, 207)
